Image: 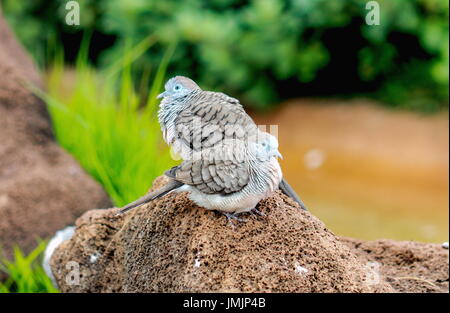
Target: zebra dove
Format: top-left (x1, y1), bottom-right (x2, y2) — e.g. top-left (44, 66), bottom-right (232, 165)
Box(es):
top-left (120, 132), bottom-right (283, 217)
top-left (157, 77), bottom-right (259, 161)
top-left (157, 76), bottom-right (307, 209)
top-left (120, 76), bottom-right (307, 216)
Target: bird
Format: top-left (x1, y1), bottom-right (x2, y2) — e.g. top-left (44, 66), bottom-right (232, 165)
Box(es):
top-left (120, 132), bottom-right (284, 219)
top-left (157, 76), bottom-right (307, 210)
top-left (120, 76), bottom-right (307, 216)
top-left (157, 76), bottom-right (259, 161)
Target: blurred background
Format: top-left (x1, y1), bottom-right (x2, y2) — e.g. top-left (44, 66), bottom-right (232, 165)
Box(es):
top-left (1, 0), bottom-right (448, 245)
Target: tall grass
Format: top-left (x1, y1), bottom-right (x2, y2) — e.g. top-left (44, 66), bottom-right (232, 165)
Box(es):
top-left (40, 38), bottom-right (176, 206)
top-left (0, 242), bottom-right (58, 293)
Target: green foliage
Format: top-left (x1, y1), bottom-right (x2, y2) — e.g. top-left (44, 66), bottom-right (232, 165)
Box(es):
top-left (38, 39), bottom-right (176, 206)
top-left (0, 242), bottom-right (58, 293)
top-left (99, 0), bottom-right (449, 110)
top-left (2, 0), bottom-right (448, 111)
top-left (0, 0), bottom-right (100, 67)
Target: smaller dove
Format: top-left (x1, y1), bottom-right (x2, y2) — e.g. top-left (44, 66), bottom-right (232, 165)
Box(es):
top-left (120, 132), bottom-right (284, 219)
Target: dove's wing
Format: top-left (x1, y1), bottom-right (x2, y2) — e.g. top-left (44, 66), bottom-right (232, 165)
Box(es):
top-left (165, 142), bottom-right (250, 195)
top-left (174, 91), bottom-right (259, 151)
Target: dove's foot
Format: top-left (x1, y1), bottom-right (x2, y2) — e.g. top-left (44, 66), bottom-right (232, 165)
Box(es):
top-left (222, 212), bottom-right (245, 222)
top-left (250, 207), bottom-right (265, 216)
top-left (247, 203), bottom-right (265, 217)
top-left (221, 212), bottom-right (245, 228)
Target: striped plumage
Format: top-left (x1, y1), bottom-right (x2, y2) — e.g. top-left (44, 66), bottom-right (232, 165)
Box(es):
top-left (169, 135), bottom-right (282, 213)
top-left (158, 87), bottom-right (258, 161)
top-left (120, 76), bottom-right (306, 215)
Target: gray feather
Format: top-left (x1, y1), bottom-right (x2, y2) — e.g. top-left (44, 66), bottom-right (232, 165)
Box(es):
top-left (154, 76), bottom-right (306, 213)
top-left (279, 178), bottom-right (308, 210)
top-left (119, 180), bottom-right (183, 214)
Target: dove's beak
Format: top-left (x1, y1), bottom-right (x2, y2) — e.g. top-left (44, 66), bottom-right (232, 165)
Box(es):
top-left (157, 91), bottom-right (168, 99)
top-left (275, 150), bottom-right (283, 159)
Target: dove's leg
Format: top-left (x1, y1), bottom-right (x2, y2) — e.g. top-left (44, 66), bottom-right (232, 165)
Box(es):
top-left (250, 206), bottom-right (265, 216)
top-left (220, 212), bottom-right (246, 229)
top-left (222, 212), bottom-right (245, 222)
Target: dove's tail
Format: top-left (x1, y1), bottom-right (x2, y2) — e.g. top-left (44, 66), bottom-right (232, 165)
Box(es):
top-left (279, 178), bottom-right (308, 210)
top-left (118, 180), bottom-right (184, 214)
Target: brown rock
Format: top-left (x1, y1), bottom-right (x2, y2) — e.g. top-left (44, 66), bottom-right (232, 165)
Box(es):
top-left (342, 238), bottom-right (449, 293)
top-left (0, 11), bottom-right (111, 261)
top-left (50, 176), bottom-right (402, 293)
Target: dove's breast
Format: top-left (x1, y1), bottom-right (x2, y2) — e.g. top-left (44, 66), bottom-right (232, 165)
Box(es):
top-left (158, 97), bottom-right (189, 158)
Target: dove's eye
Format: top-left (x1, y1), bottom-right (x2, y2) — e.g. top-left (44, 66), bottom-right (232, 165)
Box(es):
top-left (174, 85), bottom-right (181, 91)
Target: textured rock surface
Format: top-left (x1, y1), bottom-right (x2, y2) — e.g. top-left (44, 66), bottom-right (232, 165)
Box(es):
top-left (0, 11), bottom-right (111, 261)
top-left (342, 238), bottom-right (449, 293)
top-left (51, 176), bottom-right (404, 293)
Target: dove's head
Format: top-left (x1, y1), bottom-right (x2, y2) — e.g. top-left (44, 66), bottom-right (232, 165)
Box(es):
top-left (253, 132), bottom-right (282, 161)
top-left (157, 76), bottom-right (201, 100)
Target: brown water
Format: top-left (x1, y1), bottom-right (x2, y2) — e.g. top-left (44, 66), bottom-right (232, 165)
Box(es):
top-left (252, 99), bottom-right (449, 242)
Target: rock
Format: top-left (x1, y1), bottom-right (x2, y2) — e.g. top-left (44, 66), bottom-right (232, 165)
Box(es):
top-left (342, 238), bottom-right (449, 293)
top-left (50, 176), bottom-right (400, 293)
top-left (0, 11), bottom-right (111, 262)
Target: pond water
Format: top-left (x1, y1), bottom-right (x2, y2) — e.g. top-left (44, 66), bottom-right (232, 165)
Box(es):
top-left (252, 99), bottom-right (449, 243)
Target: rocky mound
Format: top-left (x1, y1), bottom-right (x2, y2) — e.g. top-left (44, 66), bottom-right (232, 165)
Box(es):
top-left (49, 176), bottom-right (412, 293)
top-left (0, 11), bottom-right (111, 262)
top-left (342, 238), bottom-right (449, 293)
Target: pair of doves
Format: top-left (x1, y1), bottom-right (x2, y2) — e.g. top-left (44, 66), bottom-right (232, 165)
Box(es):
top-left (119, 76), bottom-right (307, 220)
